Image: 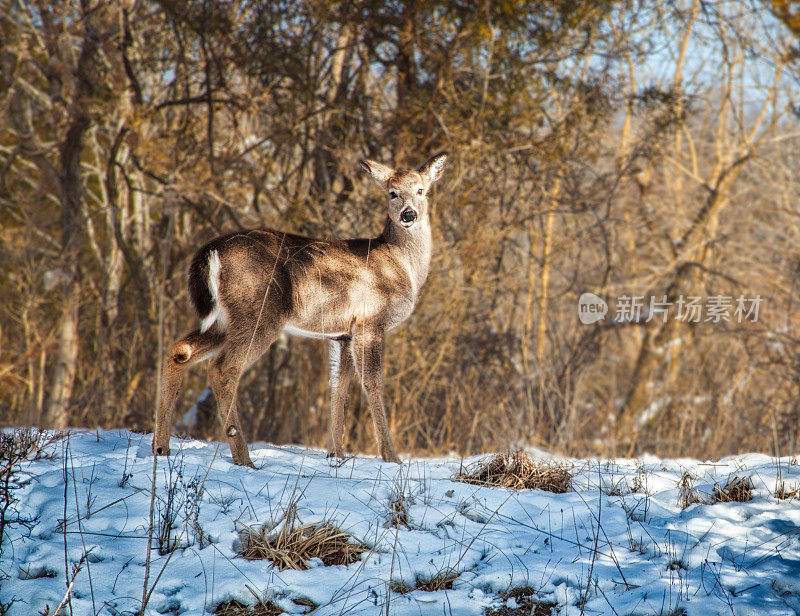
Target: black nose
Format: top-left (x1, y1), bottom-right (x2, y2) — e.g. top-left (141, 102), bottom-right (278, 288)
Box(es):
top-left (400, 208), bottom-right (417, 224)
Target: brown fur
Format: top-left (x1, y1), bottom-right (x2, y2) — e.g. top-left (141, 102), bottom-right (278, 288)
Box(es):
top-left (153, 152), bottom-right (448, 465)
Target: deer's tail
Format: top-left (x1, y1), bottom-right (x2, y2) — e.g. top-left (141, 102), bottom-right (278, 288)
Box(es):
top-left (189, 246), bottom-right (228, 333)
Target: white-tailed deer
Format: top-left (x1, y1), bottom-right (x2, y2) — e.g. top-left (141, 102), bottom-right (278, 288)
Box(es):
top-left (153, 152), bottom-right (448, 466)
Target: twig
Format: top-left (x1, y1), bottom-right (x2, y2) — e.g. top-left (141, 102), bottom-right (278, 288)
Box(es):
top-left (141, 444), bottom-right (224, 611)
top-left (580, 463), bottom-right (602, 615)
top-left (139, 451), bottom-right (159, 616)
top-left (69, 453), bottom-right (96, 614)
top-left (61, 435), bottom-right (73, 616)
top-left (51, 559), bottom-right (84, 616)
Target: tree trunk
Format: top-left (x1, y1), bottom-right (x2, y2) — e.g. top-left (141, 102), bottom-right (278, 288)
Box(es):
top-left (45, 278), bottom-right (81, 428)
top-left (43, 4), bottom-right (100, 427)
top-left (44, 112), bottom-right (89, 427)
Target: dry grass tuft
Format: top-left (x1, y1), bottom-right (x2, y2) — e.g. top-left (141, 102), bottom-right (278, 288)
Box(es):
top-left (390, 568), bottom-right (461, 594)
top-left (713, 475), bottom-right (753, 503)
top-left (454, 451), bottom-right (572, 493)
top-left (775, 481), bottom-right (799, 500)
top-left (485, 587), bottom-right (558, 615)
top-left (291, 597), bottom-right (318, 612)
top-left (213, 594), bottom-right (317, 615)
top-left (387, 485), bottom-right (415, 529)
top-left (238, 504), bottom-right (367, 570)
top-left (677, 472), bottom-right (701, 510)
top-left (213, 599), bottom-right (283, 616)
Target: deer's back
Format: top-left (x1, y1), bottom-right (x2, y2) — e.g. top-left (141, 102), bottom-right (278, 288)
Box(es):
top-left (191, 228), bottom-right (420, 337)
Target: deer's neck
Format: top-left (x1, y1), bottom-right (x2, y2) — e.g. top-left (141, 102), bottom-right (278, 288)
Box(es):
top-left (381, 217), bottom-right (432, 296)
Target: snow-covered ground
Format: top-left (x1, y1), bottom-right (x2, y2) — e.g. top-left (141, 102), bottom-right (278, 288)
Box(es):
top-left (2, 429), bottom-right (800, 615)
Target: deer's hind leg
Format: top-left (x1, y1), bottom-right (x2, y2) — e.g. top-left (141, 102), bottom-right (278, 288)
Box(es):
top-left (208, 320), bottom-right (283, 467)
top-left (327, 338), bottom-right (354, 459)
top-left (154, 329), bottom-right (224, 456)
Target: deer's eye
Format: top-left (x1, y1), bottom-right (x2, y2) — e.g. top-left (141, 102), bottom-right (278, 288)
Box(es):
top-left (389, 191), bottom-right (398, 200)
top-left (417, 188), bottom-right (424, 196)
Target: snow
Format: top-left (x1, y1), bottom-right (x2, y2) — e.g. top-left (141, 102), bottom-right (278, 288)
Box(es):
top-left (2, 430), bottom-right (800, 615)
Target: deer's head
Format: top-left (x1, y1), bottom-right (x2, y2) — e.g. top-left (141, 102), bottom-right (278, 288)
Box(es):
top-left (360, 152), bottom-right (448, 230)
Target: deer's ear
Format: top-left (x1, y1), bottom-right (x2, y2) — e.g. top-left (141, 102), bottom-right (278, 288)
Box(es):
top-left (359, 159), bottom-right (394, 188)
top-left (419, 152), bottom-right (448, 186)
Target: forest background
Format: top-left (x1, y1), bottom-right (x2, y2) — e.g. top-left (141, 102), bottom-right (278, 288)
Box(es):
top-left (2, 0), bottom-right (800, 459)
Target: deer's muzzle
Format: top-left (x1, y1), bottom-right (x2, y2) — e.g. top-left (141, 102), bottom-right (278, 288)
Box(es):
top-left (400, 208), bottom-right (418, 226)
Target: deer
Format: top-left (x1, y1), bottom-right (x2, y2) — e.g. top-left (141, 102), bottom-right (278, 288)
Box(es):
top-left (152, 152), bottom-right (448, 467)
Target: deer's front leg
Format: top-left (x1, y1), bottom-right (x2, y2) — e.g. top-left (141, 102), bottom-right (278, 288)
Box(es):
top-left (328, 339), bottom-right (354, 459)
top-left (351, 327), bottom-right (401, 464)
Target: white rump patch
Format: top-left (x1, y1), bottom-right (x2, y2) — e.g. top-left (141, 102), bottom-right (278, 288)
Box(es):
top-left (200, 250), bottom-right (228, 333)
